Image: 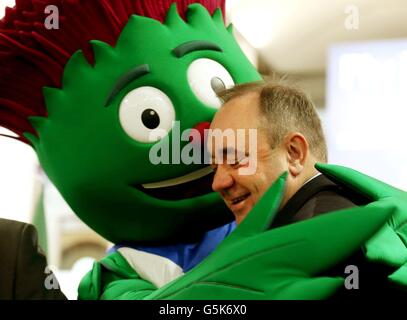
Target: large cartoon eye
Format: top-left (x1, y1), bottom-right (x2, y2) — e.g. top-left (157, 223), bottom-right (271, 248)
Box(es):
top-left (119, 86), bottom-right (176, 143)
top-left (187, 58), bottom-right (235, 109)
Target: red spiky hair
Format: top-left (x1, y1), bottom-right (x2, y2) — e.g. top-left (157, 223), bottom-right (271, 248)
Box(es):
top-left (0, 0), bottom-right (225, 144)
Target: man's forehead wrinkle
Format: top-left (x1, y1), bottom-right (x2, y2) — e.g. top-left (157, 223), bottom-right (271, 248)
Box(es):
top-left (104, 64), bottom-right (150, 107)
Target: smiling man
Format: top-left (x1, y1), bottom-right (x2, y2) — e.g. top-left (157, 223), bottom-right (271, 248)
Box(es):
top-left (209, 81), bottom-right (361, 225)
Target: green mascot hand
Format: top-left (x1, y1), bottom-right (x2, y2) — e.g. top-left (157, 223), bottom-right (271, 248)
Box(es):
top-left (133, 172), bottom-right (392, 300)
top-left (316, 163), bottom-right (407, 288)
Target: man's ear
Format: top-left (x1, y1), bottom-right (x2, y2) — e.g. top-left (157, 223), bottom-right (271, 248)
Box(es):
top-left (284, 132), bottom-right (308, 177)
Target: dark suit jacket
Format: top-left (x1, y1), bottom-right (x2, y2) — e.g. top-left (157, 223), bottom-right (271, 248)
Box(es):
top-left (0, 218), bottom-right (66, 300)
top-left (270, 174), bottom-right (404, 299)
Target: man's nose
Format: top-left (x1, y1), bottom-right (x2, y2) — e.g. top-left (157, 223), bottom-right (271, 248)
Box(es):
top-left (212, 165), bottom-right (234, 193)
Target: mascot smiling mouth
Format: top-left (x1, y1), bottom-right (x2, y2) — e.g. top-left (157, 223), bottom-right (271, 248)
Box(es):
top-left (136, 166), bottom-right (215, 200)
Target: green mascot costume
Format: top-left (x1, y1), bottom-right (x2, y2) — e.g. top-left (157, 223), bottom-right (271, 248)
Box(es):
top-left (0, 0), bottom-right (406, 299)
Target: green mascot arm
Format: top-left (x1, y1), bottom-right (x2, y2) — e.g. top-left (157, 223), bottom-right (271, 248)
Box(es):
top-left (316, 163), bottom-right (407, 288)
top-left (79, 169), bottom-right (399, 300)
top-left (78, 251), bottom-right (157, 300)
top-left (132, 173), bottom-right (392, 300)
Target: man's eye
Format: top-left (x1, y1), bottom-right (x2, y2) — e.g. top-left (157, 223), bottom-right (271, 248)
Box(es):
top-left (238, 157), bottom-right (250, 166)
top-left (229, 159), bottom-right (240, 168)
top-left (231, 157), bottom-right (249, 168)
top-left (187, 58), bottom-right (235, 109)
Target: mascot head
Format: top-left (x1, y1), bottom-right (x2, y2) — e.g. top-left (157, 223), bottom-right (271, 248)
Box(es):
top-left (0, 0), bottom-right (261, 244)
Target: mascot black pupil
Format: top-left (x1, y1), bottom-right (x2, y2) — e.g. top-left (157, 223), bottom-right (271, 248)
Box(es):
top-left (142, 109), bottom-right (160, 129)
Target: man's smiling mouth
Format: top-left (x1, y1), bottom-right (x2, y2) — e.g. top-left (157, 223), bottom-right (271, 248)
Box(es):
top-left (136, 167), bottom-right (215, 201)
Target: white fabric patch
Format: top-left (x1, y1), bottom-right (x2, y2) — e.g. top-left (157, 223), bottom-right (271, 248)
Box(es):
top-left (117, 247), bottom-right (184, 288)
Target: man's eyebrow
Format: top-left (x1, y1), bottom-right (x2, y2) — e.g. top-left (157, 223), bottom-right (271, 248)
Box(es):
top-left (211, 147), bottom-right (248, 159)
top-left (173, 40), bottom-right (223, 58)
top-left (104, 64), bottom-right (150, 107)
